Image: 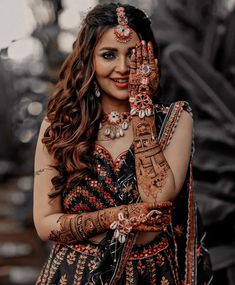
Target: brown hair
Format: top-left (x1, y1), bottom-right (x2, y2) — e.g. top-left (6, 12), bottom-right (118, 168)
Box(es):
top-left (43, 3), bottom-right (159, 198)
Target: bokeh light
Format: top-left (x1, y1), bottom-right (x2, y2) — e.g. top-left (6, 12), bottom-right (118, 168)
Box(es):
top-left (0, 0), bottom-right (36, 49)
top-left (8, 37), bottom-right (44, 62)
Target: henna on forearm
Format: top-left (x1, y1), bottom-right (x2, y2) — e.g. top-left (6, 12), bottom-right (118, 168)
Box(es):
top-left (48, 207), bottom-right (123, 243)
top-left (47, 203), bottom-right (155, 243)
top-left (132, 115), bottom-right (170, 200)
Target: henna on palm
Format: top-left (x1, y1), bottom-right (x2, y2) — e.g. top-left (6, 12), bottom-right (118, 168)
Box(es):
top-left (129, 41), bottom-right (170, 200)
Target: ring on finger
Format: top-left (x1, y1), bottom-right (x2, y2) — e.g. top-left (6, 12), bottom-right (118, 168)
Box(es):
top-left (140, 63), bottom-right (151, 76)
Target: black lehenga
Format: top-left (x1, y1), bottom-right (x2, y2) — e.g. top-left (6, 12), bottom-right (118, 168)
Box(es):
top-left (36, 101), bottom-right (213, 285)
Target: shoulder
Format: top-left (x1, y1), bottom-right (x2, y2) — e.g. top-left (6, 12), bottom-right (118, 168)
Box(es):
top-left (36, 117), bottom-right (51, 151)
top-left (155, 101), bottom-right (193, 150)
top-left (38, 117), bottom-right (50, 139)
top-left (154, 100), bottom-right (193, 128)
top-left (169, 101), bottom-right (193, 133)
top-left (155, 100), bottom-right (193, 116)
top-left (35, 117), bottom-right (53, 163)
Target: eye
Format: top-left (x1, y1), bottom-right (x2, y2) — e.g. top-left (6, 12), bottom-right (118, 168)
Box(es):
top-left (127, 50), bottom-right (132, 58)
top-left (101, 52), bottom-right (115, 60)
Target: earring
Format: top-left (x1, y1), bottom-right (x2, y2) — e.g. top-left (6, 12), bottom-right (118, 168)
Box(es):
top-left (94, 81), bottom-right (101, 98)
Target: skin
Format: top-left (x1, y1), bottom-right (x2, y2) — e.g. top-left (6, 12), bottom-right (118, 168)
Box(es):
top-left (93, 28), bottom-right (140, 159)
top-left (33, 26), bottom-right (193, 246)
top-left (93, 28), bottom-right (140, 112)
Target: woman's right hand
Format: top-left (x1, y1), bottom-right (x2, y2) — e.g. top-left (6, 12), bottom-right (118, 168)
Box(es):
top-left (125, 201), bottom-right (172, 232)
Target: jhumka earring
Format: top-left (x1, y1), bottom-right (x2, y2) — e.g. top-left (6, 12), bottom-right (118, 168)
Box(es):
top-left (94, 81), bottom-right (101, 98)
top-left (114, 6), bottom-right (132, 43)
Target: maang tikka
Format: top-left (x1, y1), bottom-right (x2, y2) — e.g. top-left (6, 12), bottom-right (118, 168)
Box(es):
top-left (114, 6), bottom-right (132, 43)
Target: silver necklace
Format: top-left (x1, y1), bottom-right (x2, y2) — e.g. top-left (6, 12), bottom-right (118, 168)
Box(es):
top-left (99, 111), bottom-right (131, 139)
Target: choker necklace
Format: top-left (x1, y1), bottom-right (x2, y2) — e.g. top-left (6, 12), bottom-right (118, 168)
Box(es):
top-left (99, 111), bottom-right (131, 139)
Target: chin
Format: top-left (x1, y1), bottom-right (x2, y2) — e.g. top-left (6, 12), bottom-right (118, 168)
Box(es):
top-left (115, 90), bottom-right (129, 100)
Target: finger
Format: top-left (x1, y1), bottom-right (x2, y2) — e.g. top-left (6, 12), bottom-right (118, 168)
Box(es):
top-left (148, 201), bottom-right (172, 210)
top-left (130, 48), bottom-right (137, 73)
top-left (135, 224), bottom-right (161, 232)
top-left (136, 41), bottom-right (142, 69)
top-left (148, 202), bottom-right (158, 210)
top-left (142, 40), bottom-right (149, 64)
top-left (148, 42), bottom-right (155, 70)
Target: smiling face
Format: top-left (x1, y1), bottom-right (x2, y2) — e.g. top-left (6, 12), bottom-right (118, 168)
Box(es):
top-left (93, 27), bottom-right (139, 112)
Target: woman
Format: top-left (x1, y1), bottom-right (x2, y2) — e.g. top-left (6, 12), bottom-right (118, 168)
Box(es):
top-left (34, 3), bottom-right (212, 285)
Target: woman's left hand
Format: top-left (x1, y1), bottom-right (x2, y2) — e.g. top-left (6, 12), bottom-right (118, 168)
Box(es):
top-left (128, 41), bottom-right (159, 118)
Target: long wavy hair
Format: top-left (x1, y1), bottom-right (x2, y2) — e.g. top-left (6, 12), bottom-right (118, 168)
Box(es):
top-left (43, 3), bottom-right (160, 198)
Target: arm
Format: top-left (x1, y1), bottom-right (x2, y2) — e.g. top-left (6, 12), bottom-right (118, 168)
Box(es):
top-left (33, 119), bottom-right (167, 243)
top-left (129, 41), bottom-right (193, 203)
top-left (132, 110), bottom-right (193, 202)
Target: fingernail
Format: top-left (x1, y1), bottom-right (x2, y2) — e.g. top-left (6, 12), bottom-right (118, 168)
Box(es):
top-left (141, 40), bottom-right (146, 45)
top-left (132, 49), bottom-right (135, 54)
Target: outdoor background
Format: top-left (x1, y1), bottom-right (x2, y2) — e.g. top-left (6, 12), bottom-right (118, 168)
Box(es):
top-left (0, 0), bottom-right (235, 284)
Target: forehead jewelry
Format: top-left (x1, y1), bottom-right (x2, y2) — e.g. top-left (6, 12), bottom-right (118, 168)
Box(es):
top-left (114, 6), bottom-right (132, 43)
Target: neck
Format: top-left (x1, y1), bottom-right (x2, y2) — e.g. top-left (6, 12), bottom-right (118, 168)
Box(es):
top-left (101, 96), bottom-right (130, 113)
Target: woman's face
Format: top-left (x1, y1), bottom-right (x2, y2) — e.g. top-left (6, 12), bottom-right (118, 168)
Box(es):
top-left (93, 27), bottom-right (139, 108)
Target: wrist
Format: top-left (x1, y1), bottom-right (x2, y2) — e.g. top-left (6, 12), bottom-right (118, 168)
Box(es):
top-left (131, 115), bottom-right (157, 142)
top-left (129, 93), bottom-right (154, 119)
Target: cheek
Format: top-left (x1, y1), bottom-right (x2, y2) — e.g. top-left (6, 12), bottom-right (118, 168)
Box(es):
top-left (94, 59), bottom-right (113, 78)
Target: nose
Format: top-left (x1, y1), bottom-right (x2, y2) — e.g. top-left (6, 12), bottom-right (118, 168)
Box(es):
top-left (116, 56), bottom-right (129, 74)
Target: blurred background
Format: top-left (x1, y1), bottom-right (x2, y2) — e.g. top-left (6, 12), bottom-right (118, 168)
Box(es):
top-left (0, 0), bottom-right (235, 284)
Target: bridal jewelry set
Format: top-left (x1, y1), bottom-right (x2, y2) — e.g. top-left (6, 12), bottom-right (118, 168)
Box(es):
top-left (99, 111), bottom-right (131, 139)
top-left (97, 5), bottom-right (154, 140)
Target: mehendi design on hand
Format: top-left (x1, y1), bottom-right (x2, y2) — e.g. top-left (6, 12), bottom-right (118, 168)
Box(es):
top-left (128, 42), bottom-right (170, 199)
top-left (48, 206), bottom-right (128, 243)
top-left (128, 41), bottom-right (159, 119)
top-left (132, 116), bottom-right (170, 199)
top-left (110, 202), bottom-right (173, 242)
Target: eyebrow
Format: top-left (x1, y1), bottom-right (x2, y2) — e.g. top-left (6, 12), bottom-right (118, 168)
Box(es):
top-left (99, 47), bottom-right (134, 51)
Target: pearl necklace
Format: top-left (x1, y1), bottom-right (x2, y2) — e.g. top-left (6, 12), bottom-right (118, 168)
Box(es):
top-left (99, 111), bottom-right (131, 139)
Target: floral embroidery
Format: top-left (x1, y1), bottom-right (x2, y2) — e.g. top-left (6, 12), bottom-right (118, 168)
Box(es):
top-left (137, 259), bottom-right (146, 275)
top-left (59, 274), bottom-right (67, 285)
top-left (67, 251), bottom-right (76, 265)
top-left (90, 180), bottom-right (98, 187)
top-left (174, 224), bottom-right (184, 237)
top-left (161, 276), bottom-right (170, 285)
top-left (89, 196), bottom-right (97, 203)
top-left (155, 253), bottom-right (165, 266)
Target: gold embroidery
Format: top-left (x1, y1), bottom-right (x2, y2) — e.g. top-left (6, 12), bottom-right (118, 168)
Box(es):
top-left (137, 259), bottom-right (146, 275)
top-left (155, 253), bottom-right (165, 267)
top-left (47, 246), bottom-right (68, 285)
top-left (67, 251), bottom-right (76, 265)
top-left (146, 257), bottom-right (157, 285)
top-left (73, 254), bottom-right (88, 284)
top-left (36, 245), bottom-right (55, 285)
top-left (125, 260), bottom-right (135, 285)
top-left (130, 238), bottom-right (169, 260)
top-left (159, 101), bottom-right (185, 149)
top-left (59, 274), bottom-right (68, 285)
top-left (161, 276), bottom-right (170, 285)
